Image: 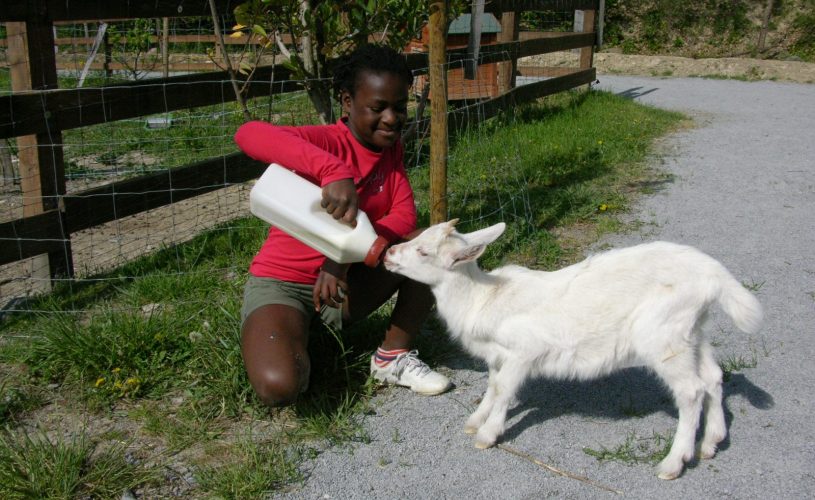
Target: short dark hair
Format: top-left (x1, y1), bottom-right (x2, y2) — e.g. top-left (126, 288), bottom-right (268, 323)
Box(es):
top-left (331, 44), bottom-right (413, 98)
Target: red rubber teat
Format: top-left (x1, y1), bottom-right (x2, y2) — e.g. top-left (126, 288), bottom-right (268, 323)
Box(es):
top-left (364, 236), bottom-right (389, 267)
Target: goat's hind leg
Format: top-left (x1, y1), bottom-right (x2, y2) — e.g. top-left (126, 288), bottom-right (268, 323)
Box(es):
top-left (464, 366), bottom-right (497, 434)
top-left (652, 349), bottom-right (706, 480)
top-left (698, 341), bottom-right (726, 459)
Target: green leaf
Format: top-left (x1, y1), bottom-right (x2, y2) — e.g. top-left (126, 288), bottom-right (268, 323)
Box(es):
top-left (252, 24), bottom-right (268, 37)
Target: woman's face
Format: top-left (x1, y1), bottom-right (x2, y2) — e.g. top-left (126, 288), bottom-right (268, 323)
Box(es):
top-left (341, 70), bottom-right (409, 151)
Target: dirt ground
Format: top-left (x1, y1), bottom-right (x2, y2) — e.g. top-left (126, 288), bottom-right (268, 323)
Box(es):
top-left (521, 51), bottom-right (815, 83)
top-left (593, 51), bottom-right (815, 83)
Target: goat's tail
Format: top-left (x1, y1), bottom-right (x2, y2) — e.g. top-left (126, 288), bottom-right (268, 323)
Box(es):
top-left (716, 270), bottom-right (764, 335)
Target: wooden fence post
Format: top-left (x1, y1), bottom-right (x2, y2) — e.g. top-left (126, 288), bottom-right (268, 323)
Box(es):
top-left (497, 10), bottom-right (519, 94)
top-left (162, 17), bottom-right (170, 78)
top-left (103, 26), bottom-right (112, 78)
top-left (429, 0), bottom-right (449, 225)
top-left (0, 140), bottom-right (13, 188)
top-left (578, 9), bottom-right (596, 71)
top-left (6, 16), bottom-right (73, 289)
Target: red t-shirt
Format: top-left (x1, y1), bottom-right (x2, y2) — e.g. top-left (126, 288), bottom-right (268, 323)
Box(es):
top-left (235, 118), bottom-right (418, 284)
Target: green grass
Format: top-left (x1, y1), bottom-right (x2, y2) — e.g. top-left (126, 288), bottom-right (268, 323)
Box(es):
top-left (0, 89), bottom-right (685, 496)
top-left (741, 279), bottom-right (765, 292)
top-left (0, 428), bottom-right (157, 499)
top-left (583, 430), bottom-right (672, 466)
top-left (194, 433), bottom-right (307, 499)
top-left (409, 90), bottom-right (685, 269)
top-left (720, 353), bottom-right (759, 382)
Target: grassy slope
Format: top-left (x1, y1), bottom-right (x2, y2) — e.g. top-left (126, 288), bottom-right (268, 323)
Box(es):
top-left (600, 0), bottom-right (815, 61)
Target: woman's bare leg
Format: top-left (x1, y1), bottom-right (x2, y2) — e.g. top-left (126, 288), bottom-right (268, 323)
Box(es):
top-left (241, 304), bottom-right (310, 407)
top-left (343, 263), bottom-right (435, 349)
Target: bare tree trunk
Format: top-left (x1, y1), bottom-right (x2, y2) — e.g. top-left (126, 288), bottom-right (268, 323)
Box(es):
top-left (758, 0), bottom-right (774, 54)
top-left (299, 0), bottom-right (315, 75)
top-left (299, 0), bottom-right (333, 124)
top-left (208, 0), bottom-right (252, 121)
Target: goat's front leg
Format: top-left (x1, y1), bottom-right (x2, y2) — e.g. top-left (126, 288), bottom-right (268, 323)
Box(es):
top-left (474, 364), bottom-right (527, 449)
top-left (464, 366), bottom-right (497, 434)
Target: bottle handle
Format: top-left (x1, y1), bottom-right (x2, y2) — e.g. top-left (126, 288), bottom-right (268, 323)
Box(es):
top-left (363, 236), bottom-right (389, 268)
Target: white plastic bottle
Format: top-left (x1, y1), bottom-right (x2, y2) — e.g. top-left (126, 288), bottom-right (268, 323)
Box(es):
top-left (249, 164), bottom-right (388, 266)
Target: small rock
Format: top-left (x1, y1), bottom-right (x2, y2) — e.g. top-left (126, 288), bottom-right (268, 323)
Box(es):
top-left (141, 303), bottom-right (162, 315)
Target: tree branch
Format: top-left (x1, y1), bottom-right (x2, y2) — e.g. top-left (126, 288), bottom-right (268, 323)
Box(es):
top-left (208, 0), bottom-right (252, 121)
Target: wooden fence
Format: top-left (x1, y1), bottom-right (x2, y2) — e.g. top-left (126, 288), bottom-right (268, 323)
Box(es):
top-left (0, 0), bottom-right (598, 291)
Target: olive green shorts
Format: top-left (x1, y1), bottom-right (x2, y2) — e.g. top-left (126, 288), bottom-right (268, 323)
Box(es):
top-left (241, 274), bottom-right (343, 331)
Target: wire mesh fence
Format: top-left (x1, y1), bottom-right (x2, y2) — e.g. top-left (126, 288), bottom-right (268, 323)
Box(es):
top-left (0, 3), bottom-right (597, 318)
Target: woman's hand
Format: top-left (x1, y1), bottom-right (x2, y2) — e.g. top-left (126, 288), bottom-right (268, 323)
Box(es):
top-left (321, 179), bottom-right (358, 227)
top-left (313, 259), bottom-right (351, 311)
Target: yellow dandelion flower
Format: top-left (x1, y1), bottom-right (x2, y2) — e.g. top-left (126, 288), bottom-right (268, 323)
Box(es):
top-left (95, 377), bottom-right (105, 387)
top-left (114, 381), bottom-right (123, 389)
top-left (112, 367), bottom-right (121, 374)
top-left (599, 204), bottom-right (608, 212)
top-left (126, 377), bottom-right (140, 386)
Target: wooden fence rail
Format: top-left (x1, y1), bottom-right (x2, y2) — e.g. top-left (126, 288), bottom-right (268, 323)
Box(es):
top-left (0, 0), bottom-right (599, 281)
top-left (0, 33), bottom-right (295, 49)
top-left (0, 1), bottom-right (597, 22)
top-left (0, 34), bottom-right (593, 140)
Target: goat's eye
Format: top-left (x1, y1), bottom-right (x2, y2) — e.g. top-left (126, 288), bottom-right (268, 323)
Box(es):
top-left (417, 248), bottom-right (428, 257)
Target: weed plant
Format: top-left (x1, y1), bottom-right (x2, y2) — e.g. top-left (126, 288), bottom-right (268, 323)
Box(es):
top-left (583, 431), bottom-right (672, 466)
top-left (0, 89), bottom-right (685, 496)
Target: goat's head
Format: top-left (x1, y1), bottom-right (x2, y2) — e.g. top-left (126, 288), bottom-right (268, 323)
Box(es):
top-left (383, 219), bottom-right (506, 285)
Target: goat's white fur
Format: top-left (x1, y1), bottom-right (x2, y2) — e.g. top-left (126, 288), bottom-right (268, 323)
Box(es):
top-left (383, 220), bottom-right (763, 480)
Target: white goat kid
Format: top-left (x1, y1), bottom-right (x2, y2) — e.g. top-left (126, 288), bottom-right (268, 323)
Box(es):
top-left (383, 220), bottom-right (763, 480)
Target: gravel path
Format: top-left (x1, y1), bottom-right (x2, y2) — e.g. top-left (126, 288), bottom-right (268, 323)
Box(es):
top-left (278, 76), bottom-right (815, 499)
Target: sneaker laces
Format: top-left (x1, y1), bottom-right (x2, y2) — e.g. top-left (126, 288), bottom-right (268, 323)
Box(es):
top-left (393, 350), bottom-right (432, 377)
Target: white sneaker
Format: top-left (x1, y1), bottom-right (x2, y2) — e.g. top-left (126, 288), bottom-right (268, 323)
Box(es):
top-left (370, 350), bottom-right (452, 396)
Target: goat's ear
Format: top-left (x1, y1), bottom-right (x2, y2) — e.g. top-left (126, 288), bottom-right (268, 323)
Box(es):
top-left (464, 222), bottom-right (506, 247)
top-left (445, 222), bottom-right (505, 268)
top-left (447, 243), bottom-right (488, 268)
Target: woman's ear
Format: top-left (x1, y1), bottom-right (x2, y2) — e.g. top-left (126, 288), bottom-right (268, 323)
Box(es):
top-left (340, 90), bottom-right (352, 114)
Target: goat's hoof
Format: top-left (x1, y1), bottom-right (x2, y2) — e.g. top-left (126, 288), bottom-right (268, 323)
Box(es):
top-left (699, 443), bottom-right (717, 459)
top-left (463, 425), bottom-right (478, 435)
top-left (474, 440), bottom-right (494, 449)
top-left (656, 461), bottom-right (682, 480)
top-left (474, 431), bottom-right (496, 449)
